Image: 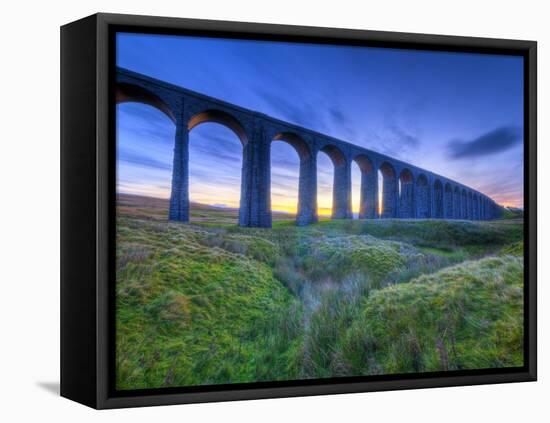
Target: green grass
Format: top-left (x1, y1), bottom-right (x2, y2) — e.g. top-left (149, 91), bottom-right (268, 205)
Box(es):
top-left (115, 194), bottom-right (525, 388)
top-left (342, 256), bottom-right (523, 375)
top-left (116, 218), bottom-right (302, 389)
top-left (500, 208), bottom-right (524, 219)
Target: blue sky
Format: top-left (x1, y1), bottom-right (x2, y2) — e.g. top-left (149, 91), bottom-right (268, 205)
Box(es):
top-left (116, 32), bottom-right (524, 212)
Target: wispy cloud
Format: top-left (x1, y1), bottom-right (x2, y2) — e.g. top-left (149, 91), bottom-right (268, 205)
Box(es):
top-left (191, 132), bottom-right (243, 162)
top-left (329, 107), bottom-right (348, 125)
top-left (119, 150), bottom-right (172, 171)
top-left (362, 121), bottom-right (421, 161)
top-left (257, 89), bottom-right (325, 130)
top-left (388, 124), bottom-right (420, 148)
top-left (448, 126), bottom-right (522, 159)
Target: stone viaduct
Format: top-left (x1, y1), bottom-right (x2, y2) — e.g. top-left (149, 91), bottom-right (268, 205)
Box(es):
top-left (116, 67), bottom-right (502, 227)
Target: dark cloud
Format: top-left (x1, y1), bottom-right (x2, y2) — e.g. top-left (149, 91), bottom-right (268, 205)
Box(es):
top-left (329, 107), bottom-right (348, 124)
top-left (448, 126), bottom-right (522, 159)
top-left (328, 106), bottom-right (359, 141)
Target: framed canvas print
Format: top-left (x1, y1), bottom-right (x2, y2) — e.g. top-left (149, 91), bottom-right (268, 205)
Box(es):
top-left (60, 13), bottom-right (537, 409)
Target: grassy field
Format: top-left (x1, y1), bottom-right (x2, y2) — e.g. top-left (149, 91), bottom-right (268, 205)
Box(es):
top-left (115, 193), bottom-right (524, 389)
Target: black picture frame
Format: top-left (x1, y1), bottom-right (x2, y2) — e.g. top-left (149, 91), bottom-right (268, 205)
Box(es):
top-left (61, 12), bottom-right (537, 409)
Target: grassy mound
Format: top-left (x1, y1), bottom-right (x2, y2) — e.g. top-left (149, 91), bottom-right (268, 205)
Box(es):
top-left (116, 217), bottom-right (302, 389)
top-left (342, 256), bottom-right (524, 375)
top-left (316, 218), bottom-right (522, 253)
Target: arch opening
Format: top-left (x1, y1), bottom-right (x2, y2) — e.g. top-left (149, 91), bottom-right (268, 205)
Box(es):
top-left (480, 198), bottom-right (485, 219)
top-left (317, 150), bottom-right (336, 218)
top-left (116, 102), bottom-right (176, 218)
top-left (399, 168), bottom-right (414, 218)
top-left (461, 189), bottom-right (468, 219)
top-left (116, 82), bottom-right (176, 124)
top-left (188, 109), bottom-right (248, 145)
top-left (467, 192), bottom-right (473, 220)
top-left (479, 196), bottom-right (483, 219)
top-left (273, 132), bottom-right (311, 160)
top-left (319, 145), bottom-right (350, 219)
top-left (351, 161), bottom-right (361, 219)
top-left (188, 122), bottom-right (243, 223)
top-left (434, 179), bottom-right (444, 219)
top-left (271, 132), bottom-right (312, 224)
top-left (453, 186), bottom-right (461, 219)
top-left (444, 183), bottom-right (453, 219)
top-left (353, 154), bottom-right (376, 219)
top-left (379, 162), bottom-right (397, 218)
top-left (416, 174), bottom-right (430, 219)
top-left (320, 145), bottom-right (346, 167)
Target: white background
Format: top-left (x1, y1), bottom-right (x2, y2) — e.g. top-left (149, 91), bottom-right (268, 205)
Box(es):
top-left (1, 0), bottom-right (547, 421)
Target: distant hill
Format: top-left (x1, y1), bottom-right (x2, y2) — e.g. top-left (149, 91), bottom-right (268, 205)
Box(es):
top-left (116, 193), bottom-right (295, 223)
top-left (117, 193), bottom-right (238, 211)
top-left (500, 206), bottom-right (524, 219)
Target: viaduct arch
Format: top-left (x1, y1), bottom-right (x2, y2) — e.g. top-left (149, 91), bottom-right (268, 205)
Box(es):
top-left (116, 67), bottom-right (501, 227)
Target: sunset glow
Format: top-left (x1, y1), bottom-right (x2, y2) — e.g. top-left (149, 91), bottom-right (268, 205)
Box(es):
top-left (116, 33), bottom-right (524, 212)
